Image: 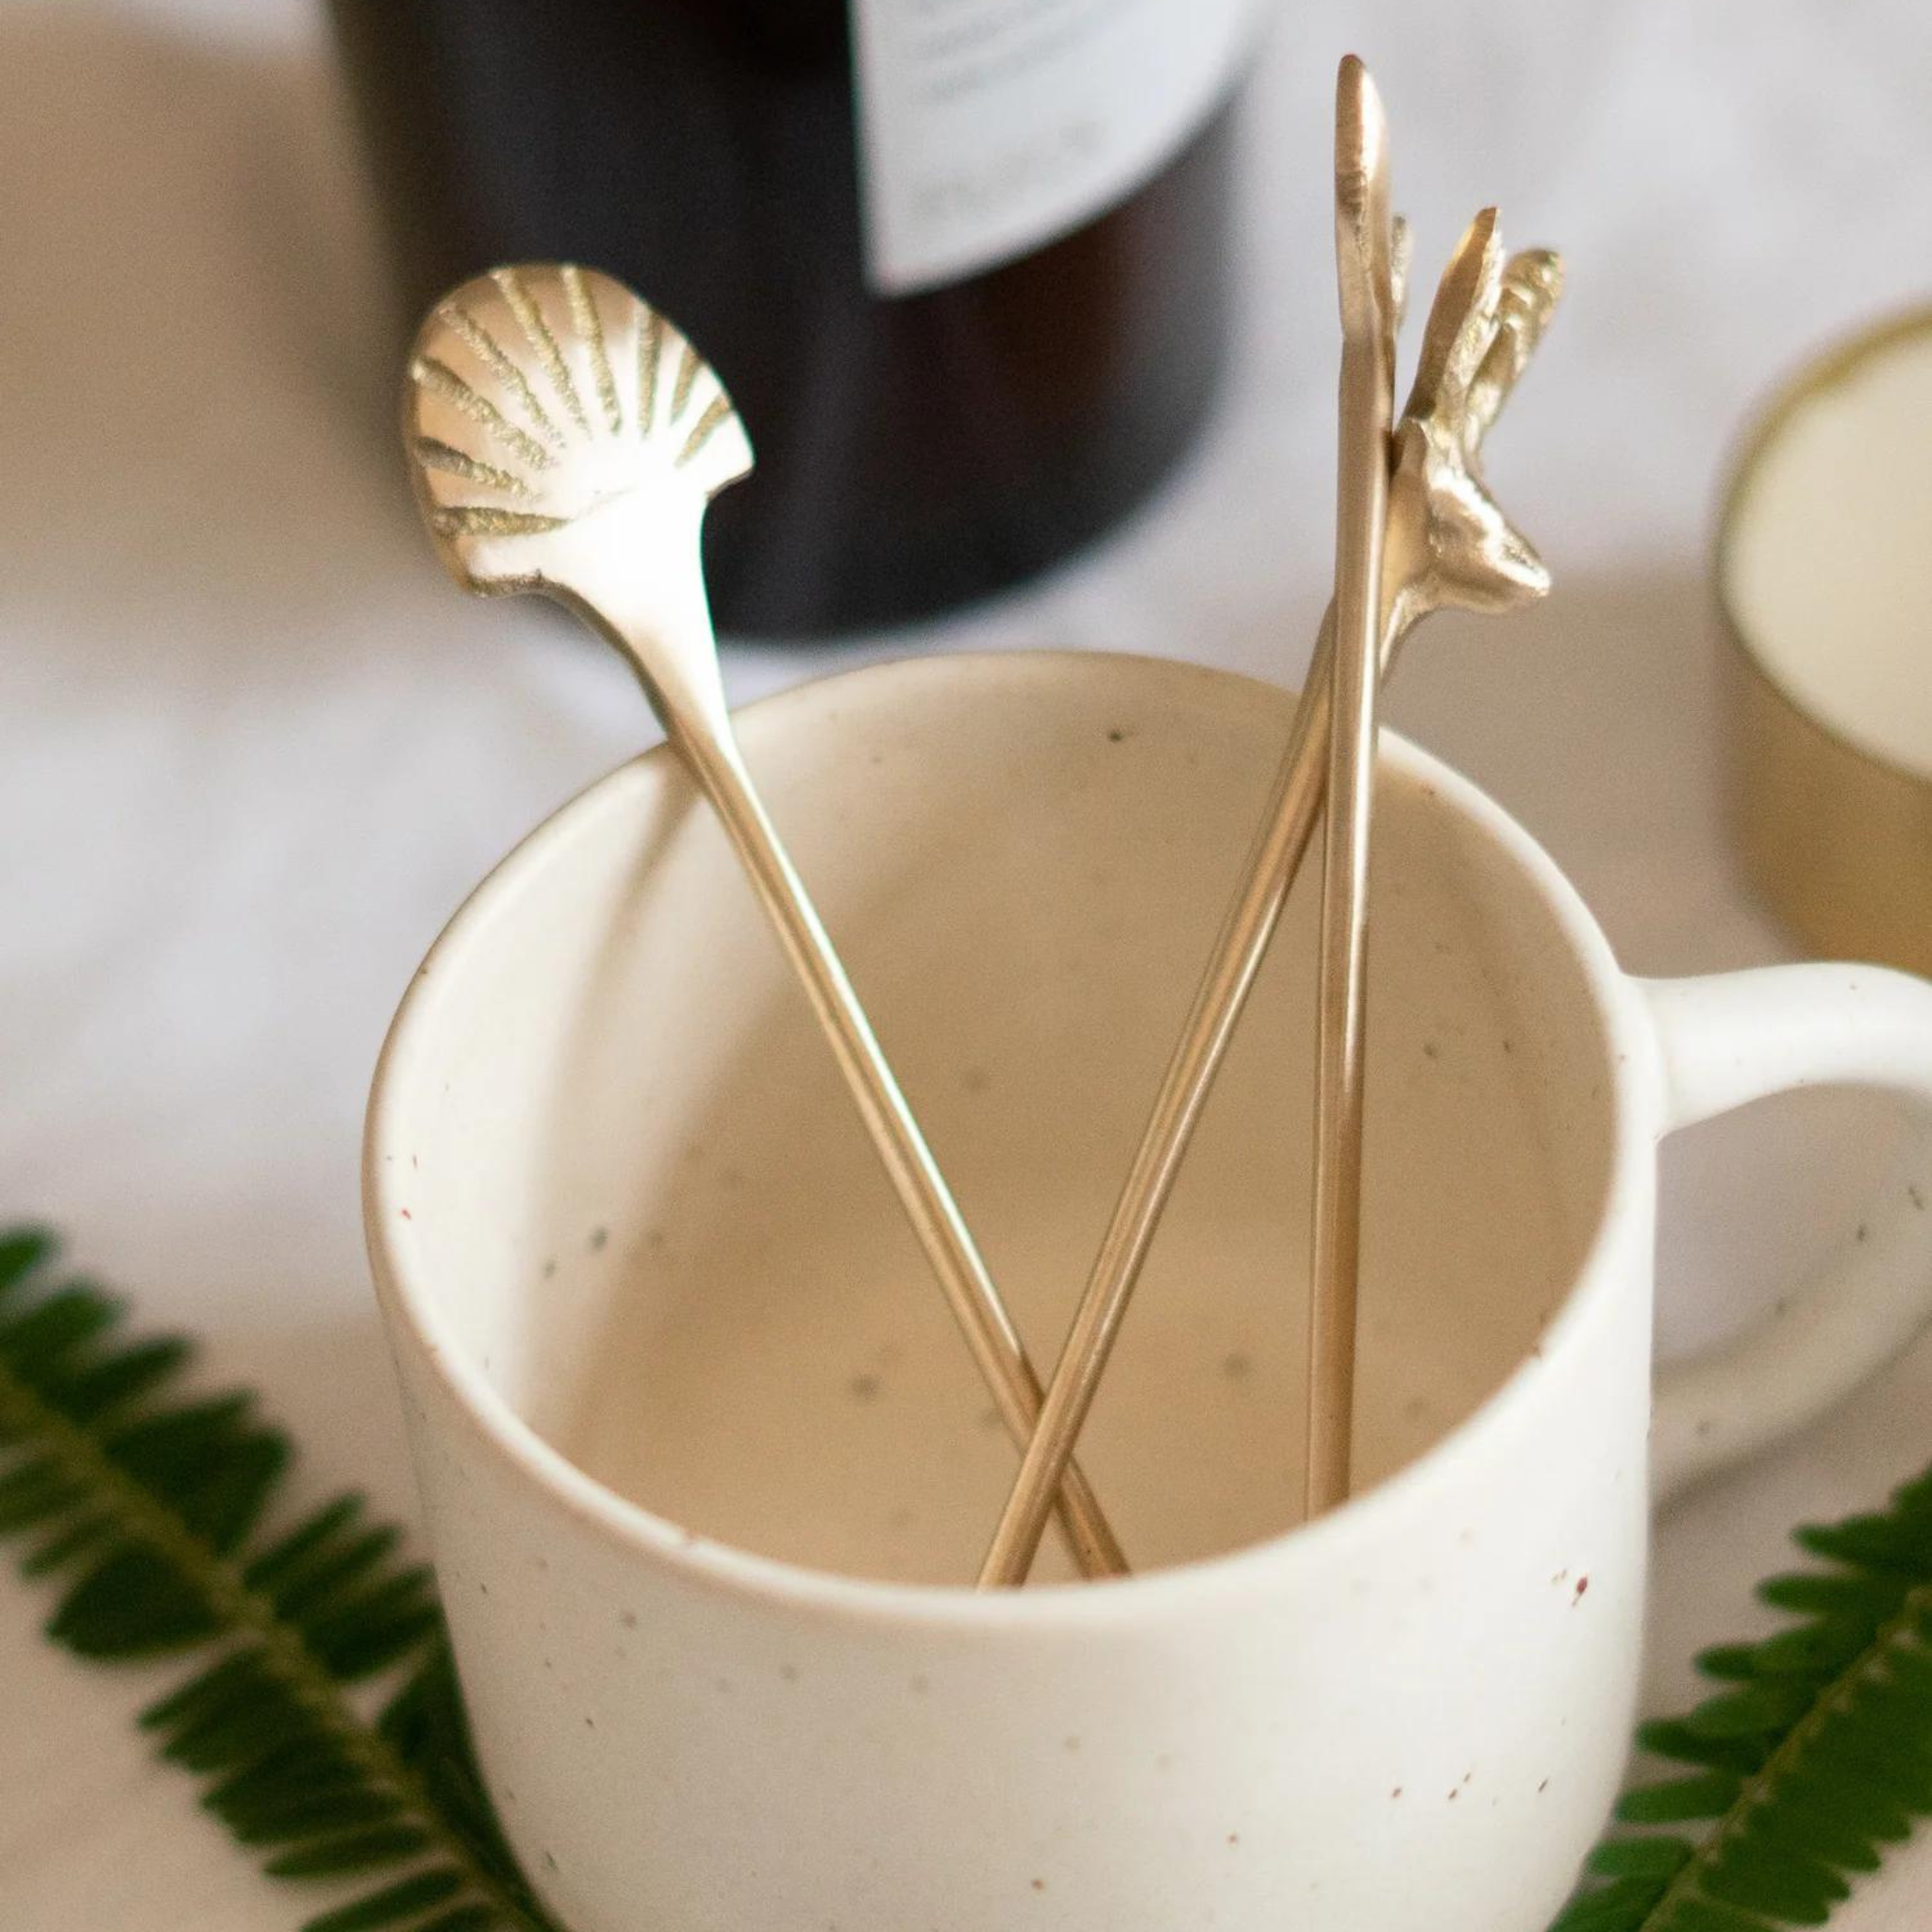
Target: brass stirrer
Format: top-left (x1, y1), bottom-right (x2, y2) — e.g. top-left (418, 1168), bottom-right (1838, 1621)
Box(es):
top-left (403, 264), bottom-right (1129, 1580)
top-left (1308, 54), bottom-right (1403, 1521)
top-left (979, 82), bottom-right (1559, 1586)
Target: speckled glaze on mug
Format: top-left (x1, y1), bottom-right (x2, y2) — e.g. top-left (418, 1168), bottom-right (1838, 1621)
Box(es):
top-left (366, 651), bottom-right (1932, 1932)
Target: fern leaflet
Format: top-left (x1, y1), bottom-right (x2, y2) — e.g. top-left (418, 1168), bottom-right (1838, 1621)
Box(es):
top-left (1552, 1465), bottom-right (1932, 1930)
top-left (0, 1226), bottom-right (565, 1932)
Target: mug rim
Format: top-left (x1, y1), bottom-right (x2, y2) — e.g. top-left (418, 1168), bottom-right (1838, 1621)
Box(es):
top-left (364, 647), bottom-right (1657, 1632)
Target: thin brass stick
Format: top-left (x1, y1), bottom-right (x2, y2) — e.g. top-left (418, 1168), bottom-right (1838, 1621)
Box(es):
top-left (677, 725), bottom-right (1132, 1579)
top-left (1306, 56), bottom-right (1399, 1520)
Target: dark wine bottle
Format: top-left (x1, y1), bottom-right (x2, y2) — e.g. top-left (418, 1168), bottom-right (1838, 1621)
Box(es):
top-left (330, 0), bottom-right (1247, 638)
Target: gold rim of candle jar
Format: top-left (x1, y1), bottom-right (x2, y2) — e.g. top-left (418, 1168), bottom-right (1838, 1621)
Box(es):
top-left (1716, 303), bottom-right (1932, 977)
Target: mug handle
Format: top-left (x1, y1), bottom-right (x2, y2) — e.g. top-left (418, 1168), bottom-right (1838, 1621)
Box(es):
top-left (1641, 964), bottom-right (1932, 1505)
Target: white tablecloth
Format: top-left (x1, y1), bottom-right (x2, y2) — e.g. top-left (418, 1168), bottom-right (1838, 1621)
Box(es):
top-left (4, 1), bottom-right (1932, 1924)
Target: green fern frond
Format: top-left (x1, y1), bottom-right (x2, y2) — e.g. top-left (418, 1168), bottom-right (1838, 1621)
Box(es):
top-left (0, 1227), bottom-right (565, 1932)
top-left (1552, 1467), bottom-right (1932, 1931)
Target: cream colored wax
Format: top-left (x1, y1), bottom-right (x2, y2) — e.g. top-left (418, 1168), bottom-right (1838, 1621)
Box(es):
top-left (1725, 323), bottom-right (1932, 777)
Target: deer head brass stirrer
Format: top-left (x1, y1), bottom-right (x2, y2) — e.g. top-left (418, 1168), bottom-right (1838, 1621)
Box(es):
top-left (979, 86), bottom-right (1560, 1586)
top-left (405, 264), bottom-right (1129, 1580)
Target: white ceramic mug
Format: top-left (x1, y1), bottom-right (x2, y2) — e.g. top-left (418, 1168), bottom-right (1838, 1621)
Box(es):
top-left (365, 651), bottom-right (1932, 1932)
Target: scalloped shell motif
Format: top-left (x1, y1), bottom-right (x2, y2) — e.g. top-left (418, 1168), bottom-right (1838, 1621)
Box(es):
top-left (406, 264), bottom-right (754, 591)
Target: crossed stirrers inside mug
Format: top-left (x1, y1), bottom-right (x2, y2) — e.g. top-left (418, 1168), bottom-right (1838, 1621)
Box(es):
top-left (977, 58), bottom-right (1563, 1585)
top-left (398, 57), bottom-right (1562, 1591)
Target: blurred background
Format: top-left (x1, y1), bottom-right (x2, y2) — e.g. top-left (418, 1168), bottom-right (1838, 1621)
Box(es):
top-left (2, 1), bottom-right (1930, 1924)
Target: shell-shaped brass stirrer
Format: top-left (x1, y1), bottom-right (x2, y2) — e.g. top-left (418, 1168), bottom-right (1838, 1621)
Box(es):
top-left (406, 263), bottom-right (1129, 1581)
top-left (979, 216), bottom-right (1562, 1588)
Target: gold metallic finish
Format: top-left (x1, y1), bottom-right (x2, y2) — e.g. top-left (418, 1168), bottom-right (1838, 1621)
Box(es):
top-left (492, 265), bottom-right (591, 433)
top-left (676, 391), bottom-right (737, 470)
top-left (671, 340), bottom-right (703, 424)
top-left (1307, 55), bottom-right (1400, 1521)
top-left (433, 306), bottom-right (568, 449)
top-left (561, 262), bottom-right (626, 436)
top-left (412, 436), bottom-right (535, 497)
top-left (977, 209), bottom-right (1560, 1585)
top-left (406, 264), bottom-right (1130, 1582)
top-left (1466, 249), bottom-right (1563, 447)
top-left (637, 308), bottom-right (665, 434)
top-left (1381, 222), bottom-right (1554, 639)
top-left (429, 505), bottom-right (566, 540)
top-left (1717, 307), bottom-right (1932, 976)
top-left (409, 357), bottom-right (558, 474)
top-left (1389, 216), bottom-right (1413, 330)
top-left (407, 266), bottom-right (753, 574)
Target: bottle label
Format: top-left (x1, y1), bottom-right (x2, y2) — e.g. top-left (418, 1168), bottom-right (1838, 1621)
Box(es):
top-left (848, 0), bottom-right (1257, 295)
